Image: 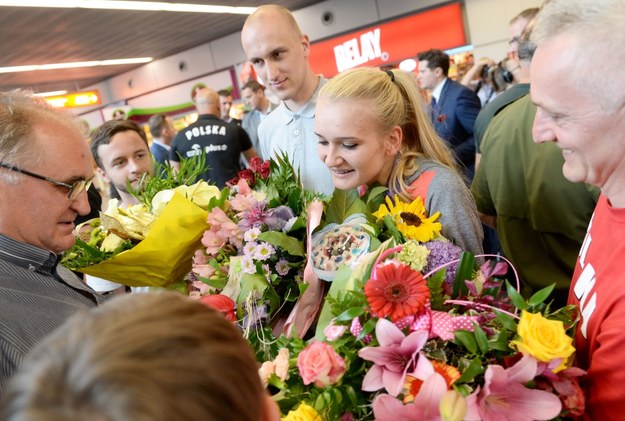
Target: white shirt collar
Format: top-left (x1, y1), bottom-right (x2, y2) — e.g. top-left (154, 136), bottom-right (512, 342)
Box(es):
top-left (431, 77), bottom-right (448, 102)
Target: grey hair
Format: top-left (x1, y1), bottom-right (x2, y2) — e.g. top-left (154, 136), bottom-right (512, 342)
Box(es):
top-left (0, 91), bottom-right (76, 183)
top-left (531, 0), bottom-right (625, 111)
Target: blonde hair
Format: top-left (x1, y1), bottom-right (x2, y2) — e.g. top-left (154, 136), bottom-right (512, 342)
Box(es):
top-left (2, 292), bottom-right (265, 421)
top-left (319, 67), bottom-right (457, 202)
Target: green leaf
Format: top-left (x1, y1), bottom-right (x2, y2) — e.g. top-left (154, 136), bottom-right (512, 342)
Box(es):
top-left (358, 318), bottom-right (377, 341)
top-left (345, 385), bottom-right (359, 407)
top-left (506, 280), bottom-right (527, 311)
top-left (199, 275), bottom-right (227, 289)
top-left (427, 269), bottom-right (447, 310)
top-left (335, 307), bottom-right (364, 322)
top-left (489, 329), bottom-right (513, 352)
top-left (528, 283), bottom-right (556, 307)
top-left (457, 357), bottom-right (485, 383)
top-left (453, 252), bottom-right (475, 297)
top-left (472, 323), bottom-right (489, 354)
top-left (257, 231), bottom-right (304, 257)
top-left (382, 214), bottom-right (404, 243)
top-left (237, 273), bottom-right (269, 307)
top-left (496, 311), bottom-right (518, 332)
top-left (324, 188), bottom-right (366, 223)
top-left (454, 330), bottom-right (478, 354)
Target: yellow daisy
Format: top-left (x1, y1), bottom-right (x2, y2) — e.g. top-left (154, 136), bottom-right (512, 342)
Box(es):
top-left (372, 195), bottom-right (442, 242)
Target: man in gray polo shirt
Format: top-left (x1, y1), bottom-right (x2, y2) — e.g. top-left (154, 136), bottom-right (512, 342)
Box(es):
top-left (0, 91), bottom-right (100, 393)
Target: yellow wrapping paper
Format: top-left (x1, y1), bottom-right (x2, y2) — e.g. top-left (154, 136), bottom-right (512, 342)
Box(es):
top-left (79, 193), bottom-right (208, 287)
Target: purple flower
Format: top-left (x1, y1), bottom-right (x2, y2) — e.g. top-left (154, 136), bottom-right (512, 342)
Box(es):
top-left (275, 259), bottom-right (290, 276)
top-left (263, 205), bottom-right (295, 231)
top-left (423, 240), bottom-right (462, 291)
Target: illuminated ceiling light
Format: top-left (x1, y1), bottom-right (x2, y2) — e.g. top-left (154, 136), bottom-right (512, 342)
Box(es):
top-left (398, 59), bottom-right (417, 72)
top-left (0, 1), bottom-right (256, 14)
top-left (34, 90), bottom-right (69, 97)
top-left (0, 57), bottom-right (153, 74)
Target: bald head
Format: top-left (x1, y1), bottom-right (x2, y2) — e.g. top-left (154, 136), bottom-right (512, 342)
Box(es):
top-left (240, 4), bottom-right (317, 111)
top-left (194, 88), bottom-right (220, 115)
top-left (243, 5), bottom-right (301, 39)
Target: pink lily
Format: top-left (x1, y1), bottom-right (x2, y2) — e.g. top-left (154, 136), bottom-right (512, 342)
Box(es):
top-left (372, 361), bottom-right (448, 421)
top-left (358, 318), bottom-right (428, 396)
top-left (468, 355), bottom-right (562, 421)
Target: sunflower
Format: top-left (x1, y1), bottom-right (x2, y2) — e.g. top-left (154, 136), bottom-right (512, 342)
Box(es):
top-left (364, 261), bottom-right (430, 321)
top-left (372, 195), bottom-right (442, 242)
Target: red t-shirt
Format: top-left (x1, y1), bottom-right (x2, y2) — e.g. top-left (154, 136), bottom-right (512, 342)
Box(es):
top-left (568, 194), bottom-right (625, 419)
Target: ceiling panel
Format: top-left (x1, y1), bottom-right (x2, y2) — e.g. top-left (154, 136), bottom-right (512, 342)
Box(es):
top-left (0, 1), bottom-right (323, 93)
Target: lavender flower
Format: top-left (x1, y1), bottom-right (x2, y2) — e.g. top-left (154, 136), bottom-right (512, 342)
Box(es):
top-left (423, 240), bottom-right (462, 290)
top-left (275, 259), bottom-right (290, 276)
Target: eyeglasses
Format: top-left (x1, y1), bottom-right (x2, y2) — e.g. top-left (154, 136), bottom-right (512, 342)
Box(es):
top-left (0, 162), bottom-right (92, 200)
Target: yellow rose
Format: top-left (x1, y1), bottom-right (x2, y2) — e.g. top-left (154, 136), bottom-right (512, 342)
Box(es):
top-left (281, 403), bottom-right (321, 421)
top-left (511, 310), bottom-right (575, 372)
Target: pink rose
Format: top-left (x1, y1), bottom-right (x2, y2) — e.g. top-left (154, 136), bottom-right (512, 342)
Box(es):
top-left (297, 341), bottom-right (346, 387)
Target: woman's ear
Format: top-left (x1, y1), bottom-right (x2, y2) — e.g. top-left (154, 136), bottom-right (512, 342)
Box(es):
top-left (385, 125), bottom-right (403, 156)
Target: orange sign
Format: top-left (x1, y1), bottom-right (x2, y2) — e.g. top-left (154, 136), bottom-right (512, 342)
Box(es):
top-left (45, 90), bottom-right (102, 108)
top-left (309, 3), bottom-right (466, 77)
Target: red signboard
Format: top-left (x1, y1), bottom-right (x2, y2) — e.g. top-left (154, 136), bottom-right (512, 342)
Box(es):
top-left (309, 3), bottom-right (466, 77)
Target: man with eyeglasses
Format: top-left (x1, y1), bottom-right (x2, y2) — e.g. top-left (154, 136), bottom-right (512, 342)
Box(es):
top-left (0, 91), bottom-right (101, 394)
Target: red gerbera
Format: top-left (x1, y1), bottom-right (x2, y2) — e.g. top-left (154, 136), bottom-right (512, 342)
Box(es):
top-left (364, 261), bottom-right (430, 321)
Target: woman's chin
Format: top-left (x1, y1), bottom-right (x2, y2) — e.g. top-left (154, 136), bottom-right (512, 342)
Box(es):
top-left (331, 175), bottom-right (358, 191)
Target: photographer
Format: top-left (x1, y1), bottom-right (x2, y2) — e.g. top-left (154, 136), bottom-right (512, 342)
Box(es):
top-left (460, 57), bottom-right (501, 107)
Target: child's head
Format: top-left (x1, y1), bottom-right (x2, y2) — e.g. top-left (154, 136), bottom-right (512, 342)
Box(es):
top-left (2, 292), bottom-right (278, 421)
top-left (316, 67), bottom-right (455, 199)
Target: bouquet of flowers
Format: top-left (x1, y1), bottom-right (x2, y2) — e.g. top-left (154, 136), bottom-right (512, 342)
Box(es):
top-left (61, 158), bottom-right (223, 287)
top-left (190, 155), bottom-right (327, 336)
top-left (250, 190), bottom-right (585, 421)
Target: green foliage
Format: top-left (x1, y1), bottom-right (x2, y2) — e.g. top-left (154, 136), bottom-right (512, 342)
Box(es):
top-left (452, 252), bottom-right (475, 297)
top-left (132, 153), bottom-right (207, 208)
top-left (61, 237), bottom-right (133, 270)
top-left (257, 231), bottom-right (305, 257)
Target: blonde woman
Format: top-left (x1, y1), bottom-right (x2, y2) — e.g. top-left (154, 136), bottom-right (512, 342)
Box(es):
top-left (315, 67), bottom-right (483, 255)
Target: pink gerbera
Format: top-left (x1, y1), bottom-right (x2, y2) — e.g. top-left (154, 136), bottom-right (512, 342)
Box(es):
top-left (365, 261), bottom-right (430, 321)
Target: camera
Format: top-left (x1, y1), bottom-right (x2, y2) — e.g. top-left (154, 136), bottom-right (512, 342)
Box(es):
top-left (480, 64), bottom-right (492, 79)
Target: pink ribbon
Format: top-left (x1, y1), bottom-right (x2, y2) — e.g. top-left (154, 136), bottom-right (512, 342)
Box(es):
top-left (284, 200), bottom-right (325, 338)
top-left (408, 308), bottom-right (480, 341)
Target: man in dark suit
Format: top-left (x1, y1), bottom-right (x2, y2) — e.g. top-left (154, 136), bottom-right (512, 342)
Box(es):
top-left (147, 114), bottom-right (176, 177)
top-left (417, 49), bottom-right (481, 181)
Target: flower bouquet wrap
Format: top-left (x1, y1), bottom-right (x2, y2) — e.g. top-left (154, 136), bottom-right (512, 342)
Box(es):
top-left (63, 175), bottom-right (224, 287)
top-left (78, 192), bottom-right (208, 287)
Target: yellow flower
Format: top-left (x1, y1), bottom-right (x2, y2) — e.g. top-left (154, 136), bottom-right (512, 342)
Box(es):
top-left (372, 195), bottom-right (442, 242)
top-left (511, 310), bottom-right (575, 372)
top-left (281, 402), bottom-right (321, 421)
